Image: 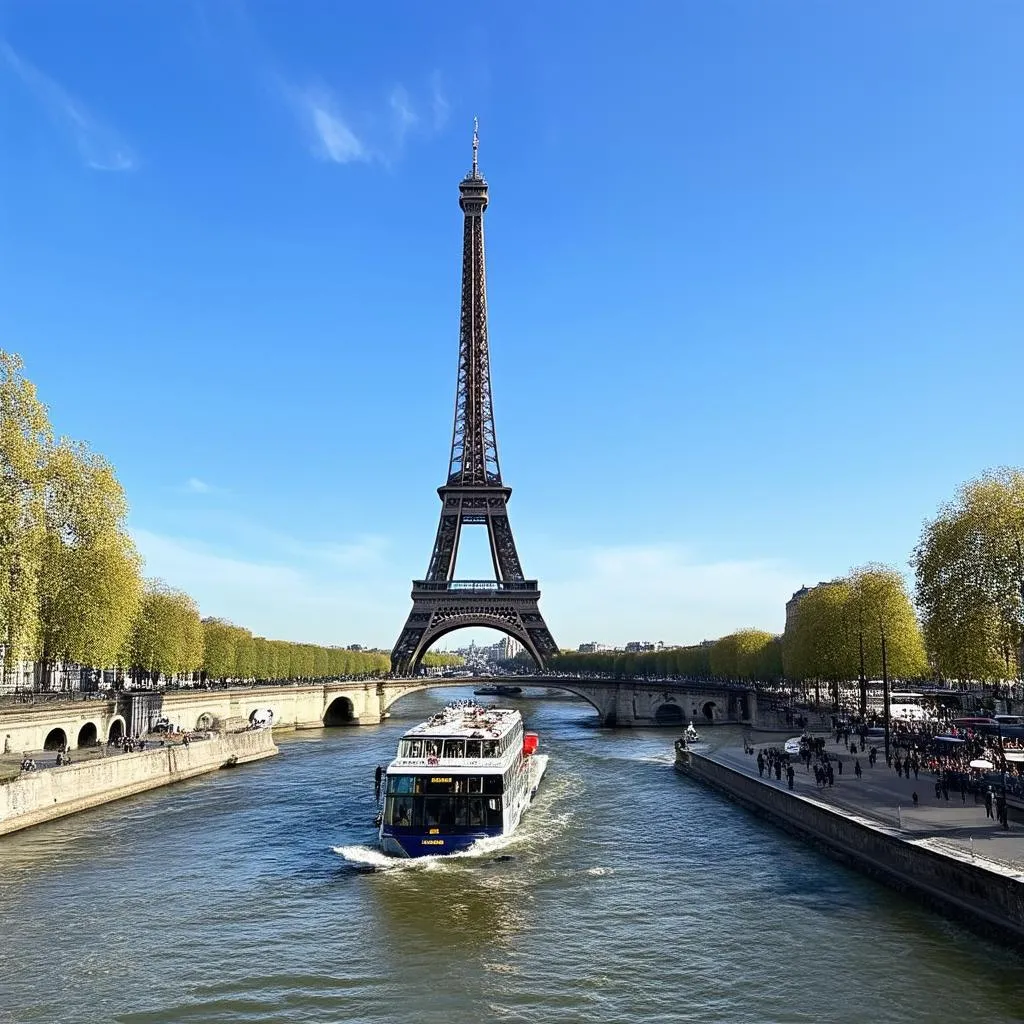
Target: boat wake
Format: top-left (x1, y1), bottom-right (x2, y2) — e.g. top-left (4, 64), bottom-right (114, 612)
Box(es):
top-left (333, 832), bottom-right (518, 872)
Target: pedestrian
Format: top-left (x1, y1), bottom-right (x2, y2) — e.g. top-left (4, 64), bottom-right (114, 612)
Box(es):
top-left (757, 751), bottom-right (765, 778)
top-left (787, 764), bottom-right (795, 790)
top-left (912, 791), bottom-right (919, 807)
top-left (854, 759), bottom-right (862, 779)
top-left (985, 790), bottom-right (994, 819)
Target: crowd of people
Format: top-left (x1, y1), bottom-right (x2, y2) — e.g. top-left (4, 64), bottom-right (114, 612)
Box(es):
top-left (747, 702), bottom-right (1023, 831)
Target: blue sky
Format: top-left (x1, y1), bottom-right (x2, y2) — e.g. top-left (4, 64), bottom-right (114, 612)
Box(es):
top-left (2, 2), bottom-right (1022, 651)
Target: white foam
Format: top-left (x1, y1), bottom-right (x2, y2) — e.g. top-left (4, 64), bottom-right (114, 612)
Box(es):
top-left (333, 832), bottom-right (517, 871)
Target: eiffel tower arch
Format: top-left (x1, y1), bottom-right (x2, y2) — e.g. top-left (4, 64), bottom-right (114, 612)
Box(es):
top-left (391, 123), bottom-right (558, 677)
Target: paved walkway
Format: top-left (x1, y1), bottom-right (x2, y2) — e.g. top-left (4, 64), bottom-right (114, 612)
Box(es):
top-left (0, 736), bottom-right (189, 783)
top-left (709, 730), bottom-right (1024, 874)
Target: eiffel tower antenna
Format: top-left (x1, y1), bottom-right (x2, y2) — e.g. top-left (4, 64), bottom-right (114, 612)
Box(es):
top-left (391, 125), bottom-right (558, 676)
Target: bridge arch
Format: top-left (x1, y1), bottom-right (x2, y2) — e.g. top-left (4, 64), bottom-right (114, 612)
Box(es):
top-left (378, 678), bottom-right (603, 721)
top-left (654, 703), bottom-right (684, 726)
top-left (196, 712), bottom-right (214, 731)
top-left (395, 618), bottom-right (543, 678)
top-left (107, 717), bottom-right (126, 744)
top-left (701, 700), bottom-right (717, 723)
top-left (44, 728), bottom-right (67, 751)
top-left (324, 696), bottom-right (357, 726)
top-left (77, 722), bottom-right (99, 748)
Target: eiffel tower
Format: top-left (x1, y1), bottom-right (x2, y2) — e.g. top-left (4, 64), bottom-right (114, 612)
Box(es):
top-left (391, 123), bottom-right (558, 676)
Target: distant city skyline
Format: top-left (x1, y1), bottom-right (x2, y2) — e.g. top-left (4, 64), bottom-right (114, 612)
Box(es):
top-left (3, 3), bottom-right (1021, 650)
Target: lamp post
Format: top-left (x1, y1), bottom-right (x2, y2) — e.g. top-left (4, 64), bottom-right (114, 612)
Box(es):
top-left (881, 628), bottom-right (890, 764)
top-left (995, 719), bottom-right (1009, 829)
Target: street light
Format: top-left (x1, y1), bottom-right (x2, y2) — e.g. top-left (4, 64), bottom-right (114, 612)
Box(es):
top-left (881, 628), bottom-right (890, 764)
top-left (996, 719), bottom-right (1009, 830)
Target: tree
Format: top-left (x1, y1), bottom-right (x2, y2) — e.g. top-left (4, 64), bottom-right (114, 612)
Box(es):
top-left (234, 630), bottom-right (257, 681)
top-left (127, 580), bottom-right (204, 683)
top-left (709, 634), bottom-right (740, 680)
top-left (202, 618), bottom-right (239, 683)
top-left (913, 469), bottom-right (1024, 681)
top-left (733, 629), bottom-right (781, 682)
top-left (36, 440), bottom-right (142, 684)
top-left (849, 564), bottom-right (927, 683)
top-left (783, 580), bottom-right (855, 703)
top-left (0, 352), bottom-right (50, 687)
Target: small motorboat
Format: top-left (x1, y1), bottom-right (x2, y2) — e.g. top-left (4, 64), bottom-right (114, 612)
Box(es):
top-left (684, 721), bottom-right (701, 744)
top-left (473, 684), bottom-right (523, 697)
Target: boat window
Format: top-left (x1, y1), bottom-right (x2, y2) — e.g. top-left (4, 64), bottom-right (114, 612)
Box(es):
top-left (482, 740), bottom-right (499, 757)
top-left (402, 739), bottom-right (424, 758)
top-left (467, 776), bottom-right (482, 793)
top-left (384, 794), bottom-right (502, 831)
top-left (387, 775), bottom-right (417, 795)
top-left (424, 739), bottom-right (442, 758)
top-left (482, 774), bottom-right (503, 795)
top-left (465, 739), bottom-right (482, 758)
top-left (443, 739), bottom-right (465, 758)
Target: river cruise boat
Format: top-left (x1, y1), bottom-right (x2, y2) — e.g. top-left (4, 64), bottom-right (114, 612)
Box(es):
top-left (378, 700), bottom-right (548, 858)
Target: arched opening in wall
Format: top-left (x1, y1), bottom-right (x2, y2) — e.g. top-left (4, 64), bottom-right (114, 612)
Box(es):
top-left (655, 703), bottom-right (684, 726)
top-left (324, 697), bottom-right (356, 727)
top-left (44, 728), bottom-right (67, 751)
top-left (196, 713), bottom-right (213, 731)
top-left (702, 701), bottom-right (717, 723)
top-left (77, 722), bottom-right (98, 747)
top-left (108, 719), bottom-right (125, 744)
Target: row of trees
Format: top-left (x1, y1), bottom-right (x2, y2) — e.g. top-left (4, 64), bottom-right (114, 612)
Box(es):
top-left (1, 352), bottom-right (399, 688)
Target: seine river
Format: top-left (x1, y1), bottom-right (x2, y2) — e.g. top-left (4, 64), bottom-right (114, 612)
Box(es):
top-left (2, 688), bottom-right (1022, 1024)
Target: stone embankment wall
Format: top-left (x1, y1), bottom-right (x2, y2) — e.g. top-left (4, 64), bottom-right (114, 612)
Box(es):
top-left (677, 750), bottom-right (1024, 945)
top-left (0, 729), bottom-right (277, 837)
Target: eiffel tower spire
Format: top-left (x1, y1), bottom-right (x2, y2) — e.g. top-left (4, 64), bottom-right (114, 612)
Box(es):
top-left (391, 123), bottom-right (558, 676)
top-left (447, 118), bottom-right (500, 488)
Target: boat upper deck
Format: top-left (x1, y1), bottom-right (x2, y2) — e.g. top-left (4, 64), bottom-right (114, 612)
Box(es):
top-left (401, 701), bottom-right (521, 741)
top-left (388, 702), bottom-right (525, 772)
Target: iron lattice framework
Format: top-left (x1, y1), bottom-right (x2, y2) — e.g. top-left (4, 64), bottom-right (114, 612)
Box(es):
top-left (391, 124), bottom-right (558, 676)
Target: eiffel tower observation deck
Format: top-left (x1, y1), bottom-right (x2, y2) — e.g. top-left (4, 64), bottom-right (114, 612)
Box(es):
top-left (391, 123), bottom-right (558, 676)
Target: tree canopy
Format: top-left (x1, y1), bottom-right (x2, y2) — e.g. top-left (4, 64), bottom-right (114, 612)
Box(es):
top-left (913, 468), bottom-right (1024, 681)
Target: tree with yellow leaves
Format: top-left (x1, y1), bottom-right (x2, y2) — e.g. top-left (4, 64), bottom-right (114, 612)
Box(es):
top-left (0, 352), bottom-right (50, 687)
top-left (36, 440), bottom-right (141, 685)
top-left (913, 469), bottom-right (1024, 682)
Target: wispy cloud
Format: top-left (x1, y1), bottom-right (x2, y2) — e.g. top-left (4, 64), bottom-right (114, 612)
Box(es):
top-left (297, 86), bottom-right (369, 164)
top-left (429, 71), bottom-right (449, 131)
top-left (286, 71), bottom-right (448, 167)
top-left (1, 40), bottom-right (136, 171)
top-left (183, 477), bottom-right (217, 495)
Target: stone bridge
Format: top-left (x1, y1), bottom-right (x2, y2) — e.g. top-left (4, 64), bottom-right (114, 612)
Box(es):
top-left (0, 677), bottom-right (757, 754)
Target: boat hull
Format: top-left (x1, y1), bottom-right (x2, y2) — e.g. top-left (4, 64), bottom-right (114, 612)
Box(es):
top-left (380, 829), bottom-right (502, 858)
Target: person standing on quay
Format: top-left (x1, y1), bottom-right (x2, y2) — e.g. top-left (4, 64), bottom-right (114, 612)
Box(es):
top-left (757, 751), bottom-right (765, 778)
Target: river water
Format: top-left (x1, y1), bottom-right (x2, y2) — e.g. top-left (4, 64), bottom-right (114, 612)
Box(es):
top-left (2, 688), bottom-right (1022, 1024)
